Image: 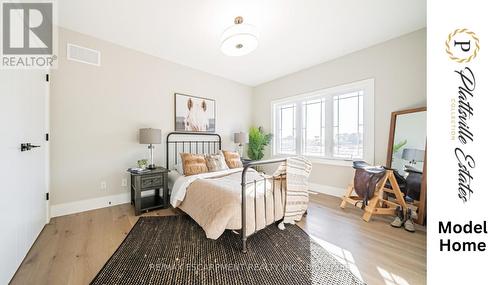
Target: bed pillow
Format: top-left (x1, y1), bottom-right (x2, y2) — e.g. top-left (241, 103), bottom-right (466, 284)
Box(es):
top-left (180, 153), bottom-right (208, 176)
top-left (205, 151), bottom-right (229, 172)
top-left (223, 150), bottom-right (243, 169)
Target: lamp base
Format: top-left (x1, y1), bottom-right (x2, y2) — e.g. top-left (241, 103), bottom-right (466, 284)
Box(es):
top-left (237, 144), bottom-right (243, 157)
top-left (147, 164), bottom-right (156, 170)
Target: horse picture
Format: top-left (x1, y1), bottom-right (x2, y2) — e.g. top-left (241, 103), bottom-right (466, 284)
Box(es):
top-left (175, 93), bottom-right (215, 132)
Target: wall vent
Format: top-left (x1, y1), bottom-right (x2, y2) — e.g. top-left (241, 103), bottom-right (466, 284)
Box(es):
top-left (67, 43), bottom-right (101, 66)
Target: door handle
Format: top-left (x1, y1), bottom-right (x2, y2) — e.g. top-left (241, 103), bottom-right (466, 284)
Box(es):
top-left (21, 143), bottom-right (41, 152)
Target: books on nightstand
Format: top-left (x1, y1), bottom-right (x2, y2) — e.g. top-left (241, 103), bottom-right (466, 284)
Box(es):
top-left (127, 168), bottom-right (151, 174)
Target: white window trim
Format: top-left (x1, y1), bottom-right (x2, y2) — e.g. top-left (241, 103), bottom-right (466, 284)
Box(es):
top-left (270, 78), bottom-right (375, 166)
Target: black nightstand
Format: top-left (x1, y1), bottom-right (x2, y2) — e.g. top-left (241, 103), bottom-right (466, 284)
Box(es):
top-left (130, 167), bottom-right (169, 216)
top-left (241, 158), bottom-right (253, 165)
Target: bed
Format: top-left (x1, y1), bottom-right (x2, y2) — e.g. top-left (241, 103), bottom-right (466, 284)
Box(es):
top-left (166, 132), bottom-right (290, 253)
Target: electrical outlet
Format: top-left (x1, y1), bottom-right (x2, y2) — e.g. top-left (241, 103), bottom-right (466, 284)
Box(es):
top-left (121, 178), bottom-right (127, 187)
top-left (100, 181), bottom-right (107, 191)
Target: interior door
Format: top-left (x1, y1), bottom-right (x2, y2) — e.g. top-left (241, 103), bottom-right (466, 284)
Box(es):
top-left (0, 69), bottom-right (48, 283)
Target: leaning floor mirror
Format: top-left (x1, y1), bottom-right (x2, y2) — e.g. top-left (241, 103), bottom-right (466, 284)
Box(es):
top-left (387, 107), bottom-right (427, 225)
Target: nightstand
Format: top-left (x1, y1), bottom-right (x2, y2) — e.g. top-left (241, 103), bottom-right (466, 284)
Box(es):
top-left (241, 158), bottom-right (253, 165)
top-left (130, 167), bottom-right (169, 216)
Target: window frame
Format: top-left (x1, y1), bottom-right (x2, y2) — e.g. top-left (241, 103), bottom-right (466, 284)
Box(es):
top-left (271, 79), bottom-right (375, 166)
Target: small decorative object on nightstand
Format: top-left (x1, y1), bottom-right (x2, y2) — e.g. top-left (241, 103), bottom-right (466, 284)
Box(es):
top-left (129, 166), bottom-right (168, 216)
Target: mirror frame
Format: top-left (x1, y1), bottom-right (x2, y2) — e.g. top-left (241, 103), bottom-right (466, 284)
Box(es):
top-left (386, 107), bottom-right (427, 225)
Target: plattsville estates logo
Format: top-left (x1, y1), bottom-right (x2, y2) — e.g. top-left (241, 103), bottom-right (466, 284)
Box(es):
top-left (1, 1), bottom-right (57, 68)
top-left (446, 28), bottom-right (478, 203)
top-left (445, 28), bottom-right (480, 63)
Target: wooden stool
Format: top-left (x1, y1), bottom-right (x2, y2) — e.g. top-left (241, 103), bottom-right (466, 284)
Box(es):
top-left (340, 169), bottom-right (408, 222)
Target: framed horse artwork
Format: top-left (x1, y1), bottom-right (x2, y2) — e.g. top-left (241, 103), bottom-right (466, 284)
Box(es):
top-left (174, 93), bottom-right (216, 132)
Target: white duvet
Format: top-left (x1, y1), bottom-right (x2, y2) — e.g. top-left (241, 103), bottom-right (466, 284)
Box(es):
top-left (169, 168), bottom-right (285, 239)
top-left (170, 168), bottom-right (243, 207)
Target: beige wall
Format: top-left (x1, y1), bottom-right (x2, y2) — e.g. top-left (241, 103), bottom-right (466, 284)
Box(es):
top-left (50, 28), bottom-right (253, 205)
top-left (51, 28), bottom-right (426, 206)
top-left (252, 29), bottom-right (426, 189)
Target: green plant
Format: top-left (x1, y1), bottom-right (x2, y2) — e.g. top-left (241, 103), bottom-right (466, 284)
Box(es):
top-left (137, 159), bottom-right (148, 168)
top-left (393, 140), bottom-right (407, 154)
top-left (247, 127), bottom-right (272, 161)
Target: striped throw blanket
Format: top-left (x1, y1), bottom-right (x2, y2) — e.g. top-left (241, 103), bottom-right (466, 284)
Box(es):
top-left (273, 156), bottom-right (312, 227)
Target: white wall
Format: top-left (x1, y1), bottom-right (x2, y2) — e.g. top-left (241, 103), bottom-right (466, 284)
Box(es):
top-left (50, 28), bottom-right (426, 211)
top-left (50, 28), bottom-right (252, 209)
top-left (252, 29), bottom-right (427, 191)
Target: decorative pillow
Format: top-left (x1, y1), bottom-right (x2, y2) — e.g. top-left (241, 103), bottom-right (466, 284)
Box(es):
top-left (180, 153), bottom-right (208, 176)
top-left (205, 151), bottom-right (229, 172)
top-left (223, 150), bottom-right (243, 169)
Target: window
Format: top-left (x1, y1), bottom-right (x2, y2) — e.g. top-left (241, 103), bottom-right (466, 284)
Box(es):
top-left (272, 79), bottom-right (374, 164)
top-left (277, 104), bottom-right (296, 154)
top-left (302, 98), bottom-right (325, 156)
top-left (333, 91), bottom-right (363, 159)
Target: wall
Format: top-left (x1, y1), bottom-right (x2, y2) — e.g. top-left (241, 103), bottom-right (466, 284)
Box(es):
top-left (50, 28), bottom-right (426, 212)
top-left (252, 29), bottom-right (426, 192)
top-left (50, 28), bottom-right (252, 212)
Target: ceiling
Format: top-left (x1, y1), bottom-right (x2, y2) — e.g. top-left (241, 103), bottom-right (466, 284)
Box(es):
top-left (58, 0), bottom-right (426, 86)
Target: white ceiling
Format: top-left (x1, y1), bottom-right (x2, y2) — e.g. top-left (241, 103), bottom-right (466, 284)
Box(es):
top-left (58, 0), bottom-right (426, 86)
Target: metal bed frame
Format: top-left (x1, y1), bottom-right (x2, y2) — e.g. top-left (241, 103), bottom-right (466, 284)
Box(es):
top-left (166, 132), bottom-right (287, 253)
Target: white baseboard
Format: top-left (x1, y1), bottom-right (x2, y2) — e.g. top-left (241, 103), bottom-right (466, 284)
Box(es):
top-left (50, 184), bottom-right (342, 218)
top-left (50, 192), bottom-right (130, 218)
top-left (309, 183), bottom-right (345, 197)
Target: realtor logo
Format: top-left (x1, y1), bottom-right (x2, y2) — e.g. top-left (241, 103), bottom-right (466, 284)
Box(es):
top-left (1, 1), bottom-right (56, 68)
top-left (445, 29), bottom-right (480, 63)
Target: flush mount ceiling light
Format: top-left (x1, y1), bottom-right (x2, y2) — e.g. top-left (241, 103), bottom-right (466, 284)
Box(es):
top-left (220, 16), bottom-right (259, 57)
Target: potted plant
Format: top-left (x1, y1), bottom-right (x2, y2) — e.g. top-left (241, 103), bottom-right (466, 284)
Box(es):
top-left (137, 159), bottom-right (148, 169)
top-left (247, 127), bottom-right (272, 161)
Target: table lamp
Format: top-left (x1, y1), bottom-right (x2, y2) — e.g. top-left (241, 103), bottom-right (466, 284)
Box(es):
top-left (233, 132), bottom-right (249, 157)
top-left (402, 148), bottom-right (425, 165)
top-left (139, 128), bottom-right (161, 169)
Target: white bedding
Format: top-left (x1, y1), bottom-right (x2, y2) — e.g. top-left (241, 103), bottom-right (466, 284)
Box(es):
top-left (169, 168), bottom-right (285, 239)
top-left (170, 168), bottom-right (243, 207)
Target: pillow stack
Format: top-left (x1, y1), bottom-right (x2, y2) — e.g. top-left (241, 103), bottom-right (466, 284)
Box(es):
top-left (180, 153), bottom-right (208, 176)
top-left (223, 151), bottom-right (243, 168)
top-left (179, 150), bottom-right (243, 176)
top-left (205, 151), bottom-right (229, 172)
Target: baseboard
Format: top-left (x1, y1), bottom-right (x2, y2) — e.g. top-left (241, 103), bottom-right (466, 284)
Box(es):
top-left (308, 183), bottom-right (345, 197)
top-left (50, 192), bottom-right (130, 218)
top-left (50, 184), bottom-right (341, 218)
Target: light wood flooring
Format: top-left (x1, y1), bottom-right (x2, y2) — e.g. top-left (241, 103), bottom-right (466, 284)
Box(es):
top-left (10, 193), bottom-right (426, 285)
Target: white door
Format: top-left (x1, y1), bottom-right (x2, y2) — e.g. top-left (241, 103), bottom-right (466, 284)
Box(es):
top-left (0, 69), bottom-right (48, 284)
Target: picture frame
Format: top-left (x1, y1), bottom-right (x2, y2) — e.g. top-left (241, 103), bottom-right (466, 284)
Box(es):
top-left (174, 93), bottom-right (216, 132)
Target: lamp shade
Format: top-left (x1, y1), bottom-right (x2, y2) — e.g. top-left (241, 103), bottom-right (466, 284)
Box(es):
top-left (233, 132), bottom-right (249, 144)
top-left (401, 148), bottom-right (425, 162)
top-left (139, 128), bottom-right (161, 144)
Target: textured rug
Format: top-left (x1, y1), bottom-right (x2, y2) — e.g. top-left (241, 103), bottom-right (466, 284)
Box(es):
top-left (91, 216), bottom-right (364, 285)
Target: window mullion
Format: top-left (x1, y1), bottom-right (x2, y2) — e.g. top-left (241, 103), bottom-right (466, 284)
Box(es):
top-left (325, 96), bottom-right (333, 158)
top-left (295, 101), bottom-right (302, 155)
top-left (275, 105), bottom-right (281, 155)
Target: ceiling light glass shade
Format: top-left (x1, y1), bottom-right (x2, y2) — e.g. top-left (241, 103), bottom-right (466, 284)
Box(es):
top-left (220, 23), bottom-right (259, 56)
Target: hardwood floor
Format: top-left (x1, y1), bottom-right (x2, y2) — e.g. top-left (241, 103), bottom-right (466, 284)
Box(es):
top-left (10, 193), bottom-right (426, 285)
